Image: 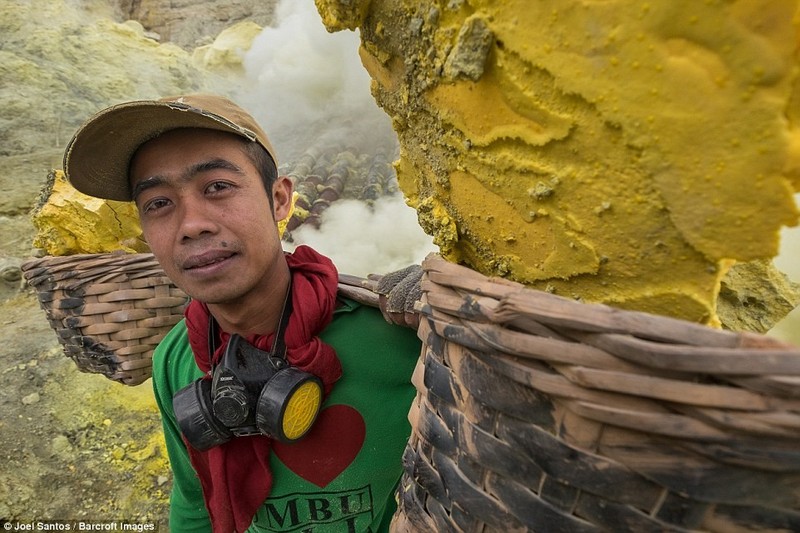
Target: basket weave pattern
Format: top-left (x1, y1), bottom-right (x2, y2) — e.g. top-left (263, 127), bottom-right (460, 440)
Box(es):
top-left (394, 255), bottom-right (800, 532)
top-left (22, 253), bottom-right (188, 386)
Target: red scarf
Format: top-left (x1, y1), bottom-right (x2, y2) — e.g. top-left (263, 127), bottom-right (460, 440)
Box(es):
top-left (183, 245), bottom-right (343, 532)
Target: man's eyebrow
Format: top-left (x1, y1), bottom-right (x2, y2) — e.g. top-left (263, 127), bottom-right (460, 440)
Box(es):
top-left (131, 175), bottom-right (166, 202)
top-left (130, 158), bottom-right (245, 202)
top-left (191, 158), bottom-right (245, 176)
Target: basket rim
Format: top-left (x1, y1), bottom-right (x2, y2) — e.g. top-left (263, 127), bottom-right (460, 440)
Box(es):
top-left (420, 253), bottom-right (796, 351)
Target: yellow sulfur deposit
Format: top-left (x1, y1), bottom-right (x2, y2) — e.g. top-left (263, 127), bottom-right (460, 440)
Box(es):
top-left (32, 170), bottom-right (148, 255)
top-left (279, 192), bottom-right (300, 237)
top-left (316, 0), bottom-right (800, 325)
top-left (192, 20), bottom-right (263, 75)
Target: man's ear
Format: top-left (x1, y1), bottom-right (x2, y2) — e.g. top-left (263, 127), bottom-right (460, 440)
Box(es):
top-left (272, 176), bottom-right (294, 221)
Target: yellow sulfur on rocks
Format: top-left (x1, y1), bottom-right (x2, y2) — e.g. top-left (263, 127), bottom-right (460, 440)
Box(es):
top-left (316, 0), bottom-right (800, 325)
top-left (32, 171), bottom-right (148, 256)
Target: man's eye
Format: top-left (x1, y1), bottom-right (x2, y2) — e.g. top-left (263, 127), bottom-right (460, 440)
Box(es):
top-left (206, 181), bottom-right (233, 194)
top-left (142, 198), bottom-right (171, 213)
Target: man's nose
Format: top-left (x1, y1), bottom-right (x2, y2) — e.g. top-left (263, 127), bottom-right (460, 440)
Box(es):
top-left (178, 197), bottom-right (217, 241)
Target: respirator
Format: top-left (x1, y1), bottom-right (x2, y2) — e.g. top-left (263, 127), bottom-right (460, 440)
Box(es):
top-left (172, 286), bottom-right (323, 451)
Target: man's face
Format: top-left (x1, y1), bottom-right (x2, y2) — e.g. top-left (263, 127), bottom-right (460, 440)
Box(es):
top-left (129, 128), bottom-right (291, 306)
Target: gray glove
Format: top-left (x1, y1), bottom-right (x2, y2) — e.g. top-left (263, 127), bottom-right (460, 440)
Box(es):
top-left (372, 264), bottom-right (423, 329)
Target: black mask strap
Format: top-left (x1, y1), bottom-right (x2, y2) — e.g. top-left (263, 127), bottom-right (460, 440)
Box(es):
top-left (206, 279), bottom-right (294, 368)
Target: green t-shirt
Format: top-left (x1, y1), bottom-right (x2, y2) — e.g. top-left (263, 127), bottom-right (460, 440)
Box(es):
top-left (152, 298), bottom-right (422, 533)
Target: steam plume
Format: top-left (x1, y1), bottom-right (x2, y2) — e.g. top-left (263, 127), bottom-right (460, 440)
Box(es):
top-left (236, 0), bottom-right (436, 276)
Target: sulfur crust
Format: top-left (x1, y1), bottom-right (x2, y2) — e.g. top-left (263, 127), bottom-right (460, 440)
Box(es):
top-left (318, 0), bottom-right (800, 324)
top-left (32, 170), bottom-right (149, 256)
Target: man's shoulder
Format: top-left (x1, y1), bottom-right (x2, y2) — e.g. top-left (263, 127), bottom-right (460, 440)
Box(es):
top-left (329, 298), bottom-right (417, 335)
top-left (152, 319), bottom-right (199, 394)
top-left (154, 319), bottom-right (190, 358)
top-left (324, 298), bottom-right (422, 354)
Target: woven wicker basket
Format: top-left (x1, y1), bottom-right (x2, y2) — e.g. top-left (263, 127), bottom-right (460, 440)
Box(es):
top-left (21, 253), bottom-right (189, 385)
top-left (393, 255), bottom-right (800, 532)
top-left (21, 253), bottom-right (384, 387)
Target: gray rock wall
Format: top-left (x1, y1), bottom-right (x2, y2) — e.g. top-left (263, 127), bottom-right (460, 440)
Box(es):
top-left (115, 0), bottom-right (276, 48)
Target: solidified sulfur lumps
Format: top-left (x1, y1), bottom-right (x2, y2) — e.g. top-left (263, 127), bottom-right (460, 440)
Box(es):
top-left (316, 0), bottom-right (800, 325)
top-left (32, 171), bottom-right (148, 256)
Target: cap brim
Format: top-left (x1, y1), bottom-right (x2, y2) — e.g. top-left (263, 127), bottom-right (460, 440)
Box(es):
top-left (64, 100), bottom-right (255, 202)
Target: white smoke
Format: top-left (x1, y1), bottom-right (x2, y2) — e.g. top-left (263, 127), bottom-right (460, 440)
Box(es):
top-left (289, 197), bottom-right (438, 277)
top-left (770, 193), bottom-right (800, 343)
top-left (238, 0), bottom-right (396, 163)
top-left (236, 0), bottom-right (437, 276)
top-left (775, 193), bottom-right (800, 283)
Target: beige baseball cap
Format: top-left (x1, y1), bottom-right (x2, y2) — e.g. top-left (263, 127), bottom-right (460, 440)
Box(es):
top-left (64, 94), bottom-right (278, 201)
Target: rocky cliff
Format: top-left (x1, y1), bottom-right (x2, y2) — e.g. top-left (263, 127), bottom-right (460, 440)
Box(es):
top-left (116, 0), bottom-right (275, 49)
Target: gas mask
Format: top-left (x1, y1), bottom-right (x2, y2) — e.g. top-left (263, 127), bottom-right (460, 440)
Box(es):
top-left (172, 286), bottom-right (323, 451)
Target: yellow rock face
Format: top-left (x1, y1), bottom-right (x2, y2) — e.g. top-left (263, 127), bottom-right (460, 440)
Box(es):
top-left (32, 171), bottom-right (148, 256)
top-left (192, 20), bottom-right (263, 75)
top-left (317, 0), bottom-right (800, 324)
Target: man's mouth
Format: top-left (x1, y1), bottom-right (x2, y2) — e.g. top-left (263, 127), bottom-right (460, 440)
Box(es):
top-left (182, 251), bottom-right (236, 270)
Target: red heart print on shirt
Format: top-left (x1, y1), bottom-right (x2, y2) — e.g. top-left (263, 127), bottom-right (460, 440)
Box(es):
top-left (272, 404), bottom-right (366, 487)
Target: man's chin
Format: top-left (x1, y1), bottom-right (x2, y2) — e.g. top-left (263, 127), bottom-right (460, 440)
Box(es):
top-left (179, 284), bottom-right (240, 306)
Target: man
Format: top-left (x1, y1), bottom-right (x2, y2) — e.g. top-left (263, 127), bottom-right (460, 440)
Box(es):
top-left (64, 94), bottom-right (423, 532)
